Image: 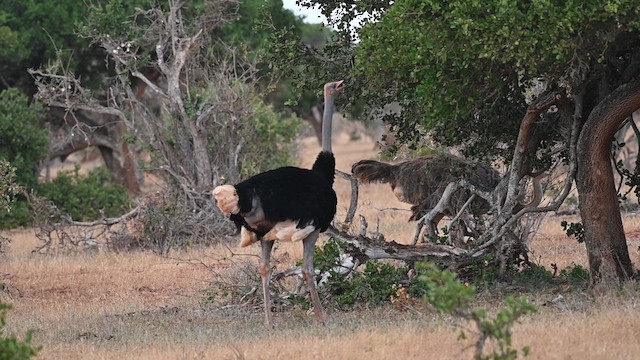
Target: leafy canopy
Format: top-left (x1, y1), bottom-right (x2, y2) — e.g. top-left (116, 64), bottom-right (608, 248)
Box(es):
top-left (276, 0), bottom-right (640, 161)
top-left (356, 0), bottom-right (640, 156)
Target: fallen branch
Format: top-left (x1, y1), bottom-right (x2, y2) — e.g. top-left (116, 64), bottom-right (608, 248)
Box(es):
top-left (326, 225), bottom-right (470, 263)
top-left (62, 207), bottom-right (140, 226)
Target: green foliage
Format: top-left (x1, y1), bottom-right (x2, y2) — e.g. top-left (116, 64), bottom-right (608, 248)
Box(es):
top-left (0, 0), bottom-right (155, 93)
top-left (80, 0), bottom-right (154, 39)
top-left (0, 201), bottom-right (30, 230)
top-left (201, 80), bottom-right (301, 180)
top-left (353, 0), bottom-right (640, 157)
top-left (0, 88), bottom-right (48, 190)
top-left (559, 263), bottom-right (589, 288)
top-left (313, 238), bottom-right (411, 309)
top-left (0, 303), bottom-right (40, 360)
top-left (417, 262), bottom-right (536, 360)
top-left (38, 167), bottom-right (130, 221)
top-left (0, 160), bottom-right (20, 213)
top-left (274, 0), bottom-right (640, 164)
top-left (313, 236), bottom-right (345, 270)
top-left (326, 261), bottom-right (410, 308)
top-left (419, 262), bottom-right (476, 313)
top-left (223, 0), bottom-right (302, 51)
top-left (239, 100), bottom-right (301, 177)
top-left (513, 265), bottom-right (554, 288)
top-left (560, 220), bottom-right (585, 243)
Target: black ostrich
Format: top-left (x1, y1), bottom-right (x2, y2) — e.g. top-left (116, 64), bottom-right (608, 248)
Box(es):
top-left (213, 80), bottom-right (344, 328)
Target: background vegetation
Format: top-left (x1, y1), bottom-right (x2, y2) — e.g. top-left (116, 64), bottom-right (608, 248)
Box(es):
top-left (2, 0), bottom-right (640, 358)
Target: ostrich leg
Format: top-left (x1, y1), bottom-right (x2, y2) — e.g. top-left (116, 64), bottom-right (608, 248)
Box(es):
top-left (302, 230), bottom-right (327, 324)
top-left (260, 239), bottom-right (275, 328)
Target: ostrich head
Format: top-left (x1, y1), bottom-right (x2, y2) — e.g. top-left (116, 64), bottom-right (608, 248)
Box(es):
top-left (324, 80), bottom-right (345, 96)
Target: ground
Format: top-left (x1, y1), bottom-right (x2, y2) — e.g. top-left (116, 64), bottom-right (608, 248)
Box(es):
top-left (2, 129), bottom-right (640, 359)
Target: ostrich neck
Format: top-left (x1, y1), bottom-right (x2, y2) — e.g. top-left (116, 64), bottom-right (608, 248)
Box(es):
top-left (322, 93), bottom-right (335, 153)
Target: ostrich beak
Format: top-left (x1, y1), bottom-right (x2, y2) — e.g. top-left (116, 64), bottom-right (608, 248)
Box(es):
top-left (335, 80), bottom-right (345, 91)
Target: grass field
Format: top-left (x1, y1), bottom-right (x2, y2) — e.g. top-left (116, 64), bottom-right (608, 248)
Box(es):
top-left (2, 131), bottom-right (640, 359)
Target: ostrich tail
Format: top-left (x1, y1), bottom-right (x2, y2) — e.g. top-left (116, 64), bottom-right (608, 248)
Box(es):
top-left (351, 160), bottom-right (397, 184)
top-left (312, 151), bottom-right (336, 185)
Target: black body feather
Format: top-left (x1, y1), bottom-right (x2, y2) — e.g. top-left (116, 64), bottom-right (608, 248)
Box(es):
top-left (231, 151), bottom-right (337, 236)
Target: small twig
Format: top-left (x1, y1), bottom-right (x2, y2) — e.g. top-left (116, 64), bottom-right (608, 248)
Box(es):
top-left (371, 206), bottom-right (412, 212)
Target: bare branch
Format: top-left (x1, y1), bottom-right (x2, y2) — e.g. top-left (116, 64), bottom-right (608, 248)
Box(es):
top-left (327, 225), bottom-right (469, 263)
top-left (62, 207), bottom-right (140, 227)
top-left (336, 170), bottom-right (359, 225)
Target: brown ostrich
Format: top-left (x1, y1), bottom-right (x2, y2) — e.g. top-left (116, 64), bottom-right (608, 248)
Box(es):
top-left (352, 154), bottom-right (502, 241)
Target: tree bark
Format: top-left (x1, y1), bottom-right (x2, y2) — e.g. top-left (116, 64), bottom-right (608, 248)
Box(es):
top-left (576, 76), bottom-right (640, 283)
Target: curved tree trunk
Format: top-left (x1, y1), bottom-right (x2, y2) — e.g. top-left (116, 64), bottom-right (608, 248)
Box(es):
top-left (576, 76), bottom-right (640, 284)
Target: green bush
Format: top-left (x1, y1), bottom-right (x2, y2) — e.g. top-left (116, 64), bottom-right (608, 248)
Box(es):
top-left (0, 303), bottom-right (40, 360)
top-left (38, 166), bottom-right (130, 221)
top-left (559, 263), bottom-right (589, 288)
top-left (322, 261), bottom-right (410, 309)
top-left (0, 161), bottom-right (20, 212)
top-left (416, 262), bottom-right (536, 360)
top-left (0, 201), bottom-right (30, 230)
top-left (513, 264), bottom-right (554, 288)
top-left (0, 88), bottom-right (48, 190)
top-left (237, 99), bottom-right (301, 178)
top-left (0, 160), bottom-right (30, 229)
top-left (313, 238), bottom-right (411, 309)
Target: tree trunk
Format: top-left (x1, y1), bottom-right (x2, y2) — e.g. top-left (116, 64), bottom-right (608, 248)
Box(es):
top-left (118, 122), bottom-right (141, 195)
top-left (576, 76), bottom-right (640, 284)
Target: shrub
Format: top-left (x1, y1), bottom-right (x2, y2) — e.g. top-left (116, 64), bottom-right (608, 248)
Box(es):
top-left (322, 260), bottom-right (410, 309)
top-left (513, 264), bottom-right (554, 288)
top-left (559, 263), bottom-right (589, 288)
top-left (0, 88), bottom-right (48, 190)
top-left (38, 166), bottom-right (130, 221)
top-left (416, 262), bottom-right (536, 360)
top-left (128, 190), bottom-right (232, 255)
top-left (238, 99), bottom-right (301, 178)
top-left (0, 201), bottom-right (30, 230)
top-left (313, 238), bottom-right (411, 309)
top-left (0, 160), bottom-right (20, 213)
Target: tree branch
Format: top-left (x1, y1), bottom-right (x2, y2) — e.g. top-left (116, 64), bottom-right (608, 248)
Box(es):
top-left (336, 170), bottom-right (359, 225)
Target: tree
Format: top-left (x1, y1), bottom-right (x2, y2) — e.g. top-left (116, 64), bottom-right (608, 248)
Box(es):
top-left (274, 0), bottom-right (640, 282)
top-left (29, 0), bottom-right (303, 248)
top-left (1, 0), bottom-right (155, 194)
top-left (0, 0), bottom-right (153, 94)
top-left (3, 0), bottom-right (319, 195)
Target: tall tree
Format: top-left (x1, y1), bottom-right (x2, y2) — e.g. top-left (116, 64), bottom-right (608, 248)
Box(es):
top-left (2, 0), bottom-right (314, 194)
top-left (274, 0), bottom-right (640, 282)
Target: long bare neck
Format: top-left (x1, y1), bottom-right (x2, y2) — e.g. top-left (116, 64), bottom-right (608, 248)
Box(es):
top-left (322, 92), bottom-right (335, 153)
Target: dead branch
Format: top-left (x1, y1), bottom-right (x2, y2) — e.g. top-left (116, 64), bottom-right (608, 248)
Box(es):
top-left (327, 225), bottom-right (469, 263)
top-left (62, 207), bottom-right (140, 227)
top-left (335, 170), bottom-right (359, 225)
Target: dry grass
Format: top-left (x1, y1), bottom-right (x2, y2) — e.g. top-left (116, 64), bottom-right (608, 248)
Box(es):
top-left (2, 129), bottom-right (640, 359)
